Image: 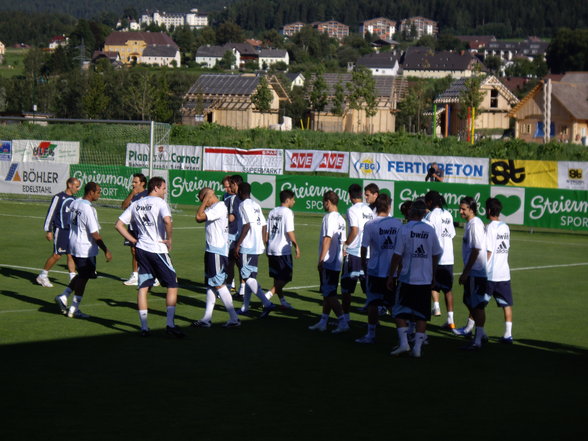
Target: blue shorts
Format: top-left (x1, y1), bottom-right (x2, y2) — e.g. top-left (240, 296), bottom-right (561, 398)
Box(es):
top-left (319, 268), bottom-right (340, 297)
top-left (204, 251), bottom-right (228, 288)
top-left (268, 254), bottom-right (293, 282)
top-left (341, 254), bottom-right (364, 280)
top-left (393, 282), bottom-right (432, 321)
top-left (123, 228), bottom-right (138, 247)
top-left (72, 256), bottom-right (97, 279)
top-left (366, 275), bottom-right (395, 306)
top-left (135, 247), bottom-right (178, 289)
top-left (433, 264), bottom-right (453, 293)
top-left (237, 253), bottom-right (259, 280)
top-left (463, 276), bottom-right (490, 310)
top-left (487, 280), bottom-right (513, 307)
top-left (53, 228), bottom-right (70, 255)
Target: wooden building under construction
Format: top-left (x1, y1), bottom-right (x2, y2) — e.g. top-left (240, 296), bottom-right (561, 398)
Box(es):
top-left (181, 74), bottom-right (289, 129)
top-left (308, 73), bottom-right (406, 133)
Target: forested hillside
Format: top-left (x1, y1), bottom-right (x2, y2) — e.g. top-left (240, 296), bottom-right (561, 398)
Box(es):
top-left (0, 0), bottom-right (231, 19)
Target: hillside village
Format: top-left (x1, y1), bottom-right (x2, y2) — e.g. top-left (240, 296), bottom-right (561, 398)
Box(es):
top-left (0, 5), bottom-right (586, 145)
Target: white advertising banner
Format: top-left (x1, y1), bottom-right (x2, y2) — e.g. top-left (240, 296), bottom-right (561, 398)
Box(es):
top-left (0, 161), bottom-right (69, 196)
top-left (350, 152), bottom-right (489, 184)
top-left (285, 150), bottom-right (350, 173)
top-left (558, 161), bottom-right (588, 190)
top-left (0, 141), bottom-right (12, 161)
top-left (11, 140), bottom-right (80, 164)
top-left (203, 147), bottom-right (283, 175)
top-left (126, 143), bottom-right (203, 170)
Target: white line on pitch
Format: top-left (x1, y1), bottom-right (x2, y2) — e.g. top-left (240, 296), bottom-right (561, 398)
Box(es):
top-left (0, 213), bottom-right (44, 219)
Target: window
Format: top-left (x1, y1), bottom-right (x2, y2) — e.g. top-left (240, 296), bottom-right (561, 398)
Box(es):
top-left (490, 89), bottom-right (499, 108)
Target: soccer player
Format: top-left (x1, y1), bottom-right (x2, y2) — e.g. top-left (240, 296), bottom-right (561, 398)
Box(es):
top-left (356, 194), bottom-right (402, 343)
top-left (485, 197), bottom-right (514, 344)
top-left (308, 191), bottom-right (348, 334)
top-left (120, 173), bottom-right (148, 286)
top-left (364, 183), bottom-right (379, 213)
top-left (192, 188), bottom-right (240, 328)
top-left (115, 177), bottom-right (184, 338)
top-left (37, 177), bottom-right (80, 287)
top-left (54, 182), bottom-right (111, 318)
top-left (387, 200), bottom-right (442, 358)
top-left (265, 189), bottom-right (301, 309)
top-left (226, 174), bottom-right (244, 295)
top-left (456, 196), bottom-right (489, 350)
top-left (341, 183), bottom-right (374, 321)
top-left (424, 190), bottom-right (456, 328)
top-left (233, 182), bottom-right (276, 318)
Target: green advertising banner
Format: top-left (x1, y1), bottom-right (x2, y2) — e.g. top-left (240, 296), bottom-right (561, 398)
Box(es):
top-left (524, 187), bottom-right (588, 230)
top-left (168, 170), bottom-right (229, 205)
top-left (70, 164), bottom-right (141, 200)
top-left (393, 181), bottom-right (491, 221)
top-left (276, 175), bottom-right (355, 213)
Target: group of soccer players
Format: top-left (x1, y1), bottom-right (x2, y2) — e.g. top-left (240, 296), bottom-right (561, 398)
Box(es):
top-left (38, 174), bottom-right (513, 354)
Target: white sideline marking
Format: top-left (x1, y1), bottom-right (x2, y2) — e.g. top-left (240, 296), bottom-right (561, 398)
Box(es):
top-left (0, 213), bottom-right (44, 219)
top-left (174, 226), bottom-right (204, 230)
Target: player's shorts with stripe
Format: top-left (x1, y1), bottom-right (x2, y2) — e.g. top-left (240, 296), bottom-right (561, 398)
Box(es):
top-left (53, 228), bottom-right (70, 255)
top-left (393, 282), bottom-right (432, 321)
top-left (366, 275), bottom-right (395, 306)
top-left (341, 254), bottom-right (365, 294)
top-left (204, 251), bottom-right (228, 287)
top-left (237, 253), bottom-right (259, 279)
top-left (72, 256), bottom-right (97, 279)
top-left (487, 280), bottom-right (513, 307)
top-left (268, 254), bottom-right (293, 282)
top-left (433, 264), bottom-right (453, 293)
top-left (463, 276), bottom-right (490, 310)
top-left (135, 247), bottom-right (178, 289)
top-left (319, 268), bottom-right (340, 297)
top-left (123, 228), bottom-right (138, 247)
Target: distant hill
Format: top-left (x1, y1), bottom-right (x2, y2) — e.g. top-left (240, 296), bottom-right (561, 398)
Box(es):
top-left (0, 0), bottom-right (233, 18)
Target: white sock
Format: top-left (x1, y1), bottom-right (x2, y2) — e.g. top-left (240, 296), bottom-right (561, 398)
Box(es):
top-left (447, 311), bottom-right (454, 324)
top-left (239, 283), bottom-right (245, 296)
top-left (60, 286), bottom-right (73, 299)
top-left (202, 288), bottom-right (216, 322)
top-left (241, 284), bottom-right (251, 312)
top-left (69, 295), bottom-right (82, 314)
top-left (408, 321), bottom-right (416, 335)
top-left (414, 332), bottom-right (426, 351)
top-left (474, 326), bottom-right (485, 346)
top-left (69, 272), bottom-right (76, 281)
top-left (397, 327), bottom-right (409, 348)
top-left (319, 313), bottom-right (329, 325)
top-left (40, 270), bottom-right (48, 277)
top-left (265, 290), bottom-right (273, 300)
top-left (433, 301), bottom-right (440, 310)
top-left (139, 309), bottom-right (149, 330)
top-left (504, 321), bottom-right (513, 338)
top-left (367, 323), bottom-right (377, 338)
top-left (166, 306), bottom-right (176, 327)
top-left (247, 278), bottom-right (271, 307)
top-left (465, 318), bottom-right (475, 332)
top-left (132, 271), bottom-right (138, 278)
top-left (217, 286), bottom-right (238, 321)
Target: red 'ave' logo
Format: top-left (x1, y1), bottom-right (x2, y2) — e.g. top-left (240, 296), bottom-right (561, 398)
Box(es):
top-left (318, 153), bottom-right (345, 169)
top-left (290, 152), bottom-right (313, 168)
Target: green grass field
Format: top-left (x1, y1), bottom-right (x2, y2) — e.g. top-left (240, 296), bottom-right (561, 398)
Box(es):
top-left (1, 199), bottom-right (587, 440)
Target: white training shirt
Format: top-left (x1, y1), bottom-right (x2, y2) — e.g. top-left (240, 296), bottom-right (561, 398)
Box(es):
top-left (425, 207), bottom-right (456, 265)
top-left (394, 220), bottom-right (442, 285)
top-left (118, 196), bottom-right (172, 254)
top-left (346, 202), bottom-right (374, 257)
top-left (319, 211), bottom-right (347, 271)
top-left (267, 206), bottom-right (295, 256)
top-left (205, 201), bottom-right (229, 256)
top-left (486, 220), bottom-right (511, 282)
top-left (462, 216), bottom-right (487, 277)
top-left (69, 198), bottom-right (100, 258)
top-left (361, 215), bottom-right (403, 277)
top-left (238, 198), bottom-right (266, 255)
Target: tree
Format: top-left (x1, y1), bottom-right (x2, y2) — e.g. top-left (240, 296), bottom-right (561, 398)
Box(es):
top-left (124, 71), bottom-right (157, 120)
top-left (216, 22), bottom-right (244, 45)
top-left (309, 72), bottom-right (328, 129)
top-left (251, 76), bottom-right (273, 113)
top-left (458, 75), bottom-right (485, 134)
top-left (82, 72), bottom-right (110, 119)
top-left (218, 50), bottom-right (236, 70)
top-left (547, 28), bottom-right (588, 74)
top-left (332, 80), bottom-right (346, 116)
top-left (346, 66), bottom-right (377, 131)
top-left (484, 55), bottom-right (503, 75)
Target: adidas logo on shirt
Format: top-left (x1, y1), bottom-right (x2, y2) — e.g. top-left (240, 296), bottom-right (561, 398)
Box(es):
top-left (441, 227), bottom-right (452, 237)
top-left (413, 244), bottom-right (427, 258)
top-left (497, 241), bottom-right (509, 254)
top-left (383, 236), bottom-right (395, 249)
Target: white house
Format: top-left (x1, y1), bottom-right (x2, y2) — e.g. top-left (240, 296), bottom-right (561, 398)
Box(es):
top-left (258, 48), bottom-right (289, 69)
top-left (141, 45), bottom-right (181, 67)
top-left (195, 45), bottom-right (238, 69)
